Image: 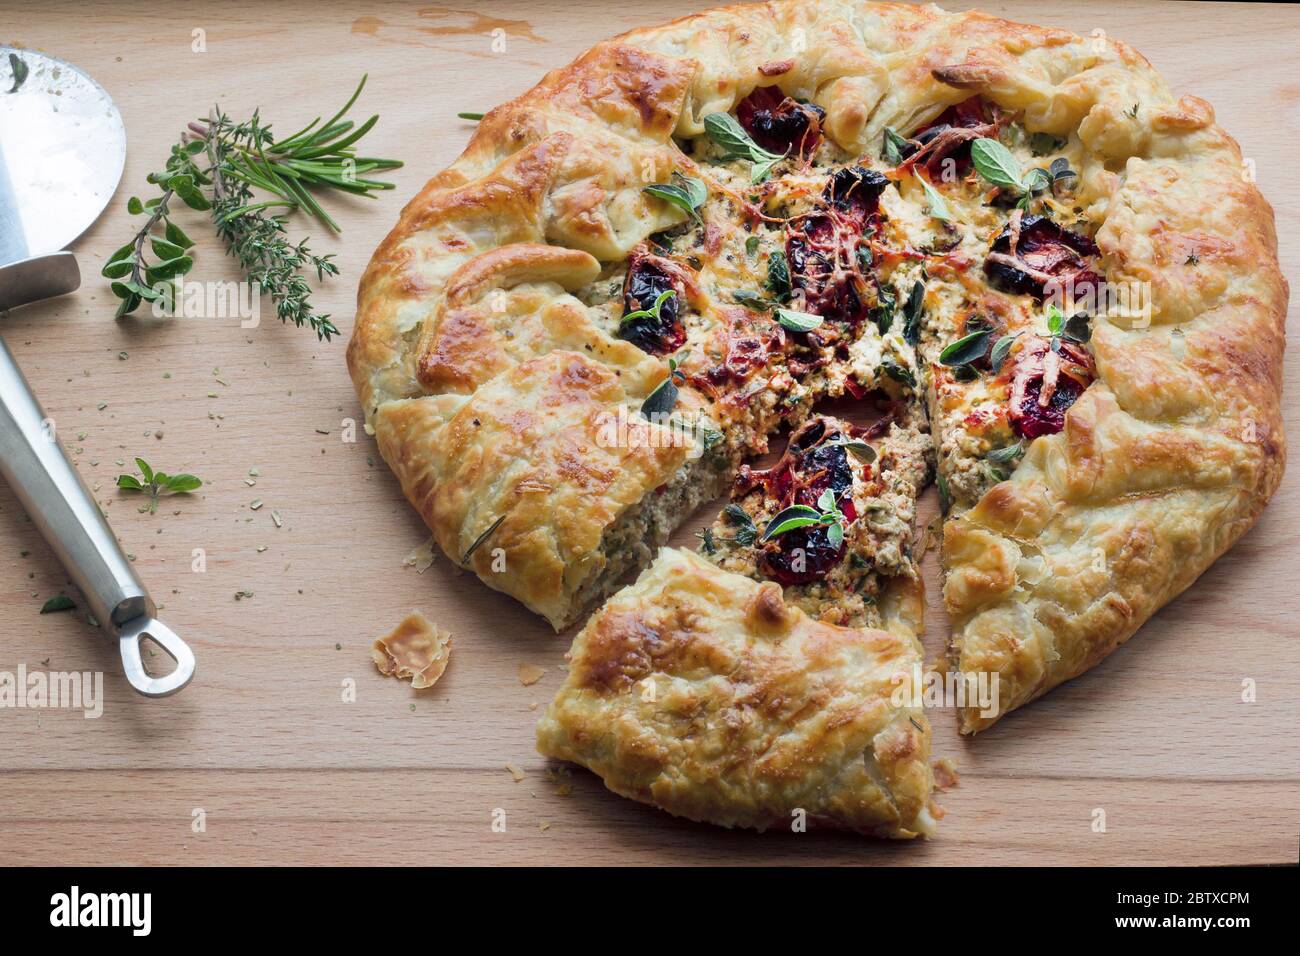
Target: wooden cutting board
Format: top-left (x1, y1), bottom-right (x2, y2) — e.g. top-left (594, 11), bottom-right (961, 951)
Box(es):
top-left (1, 0), bottom-right (1296, 866)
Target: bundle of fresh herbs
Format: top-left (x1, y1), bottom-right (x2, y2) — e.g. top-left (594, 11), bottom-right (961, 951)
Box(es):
top-left (103, 76), bottom-right (402, 341)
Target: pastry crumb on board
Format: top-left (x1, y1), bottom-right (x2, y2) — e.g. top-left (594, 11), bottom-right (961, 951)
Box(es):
top-left (371, 611), bottom-right (451, 689)
top-left (517, 664), bottom-right (545, 686)
top-left (932, 757), bottom-right (960, 792)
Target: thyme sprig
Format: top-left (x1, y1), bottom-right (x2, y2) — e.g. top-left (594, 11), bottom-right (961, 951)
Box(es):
top-left (104, 76), bottom-right (402, 341)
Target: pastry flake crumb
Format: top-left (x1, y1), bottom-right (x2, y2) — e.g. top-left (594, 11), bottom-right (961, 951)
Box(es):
top-left (371, 611), bottom-right (451, 689)
top-left (932, 757), bottom-right (960, 792)
top-left (517, 663), bottom-right (545, 686)
top-left (402, 537), bottom-right (436, 574)
top-left (505, 763), bottom-right (526, 782)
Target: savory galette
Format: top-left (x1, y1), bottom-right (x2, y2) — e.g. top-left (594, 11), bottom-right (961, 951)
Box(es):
top-left (349, 0), bottom-right (1284, 748)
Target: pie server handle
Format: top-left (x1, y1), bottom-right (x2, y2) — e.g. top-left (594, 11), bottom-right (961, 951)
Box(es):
top-left (0, 333), bottom-right (196, 696)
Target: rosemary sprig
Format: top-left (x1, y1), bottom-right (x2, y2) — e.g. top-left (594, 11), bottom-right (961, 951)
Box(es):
top-left (104, 75), bottom-right (402, 341)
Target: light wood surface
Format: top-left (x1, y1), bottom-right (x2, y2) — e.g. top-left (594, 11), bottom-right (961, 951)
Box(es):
top-left (1, 0), bottom-right (1296, 866)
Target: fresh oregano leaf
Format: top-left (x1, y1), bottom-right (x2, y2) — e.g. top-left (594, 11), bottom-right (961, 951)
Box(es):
top-left (917, 173), bottom-right (952, 222)
top-left (833, 438), bottom-right (876, 463)
top-left (766, 249), bottom-right (792, 301)
top-left (40, 595), bottom-right (76, 614)
top-left (643, 173), bottom-right (708, 222)
top-left (7, 53), bottom-right (28, 94)
top-left (989, 333), bottom-right (1019, 372)
top-left (939, 329), bottom-right (991, 367)
top-left (880, 359), bottom-right (916, 389)
top-left (723, 504), bottom-right (758, 546)
top-left (775, 307), bottom-right (823, 332)
top-left (971, 138), bottom-right (1027, 192)
top-left (882, 126), bottom-right (910, 165)
top-left (902, 279), bottom-right (925, 345)
top-left (1046, 304), bottom-right (1065, 336)
top-left (986, 441), bottom-right (1024, 463)
top-left (762, 505), bottom-right (823, 541)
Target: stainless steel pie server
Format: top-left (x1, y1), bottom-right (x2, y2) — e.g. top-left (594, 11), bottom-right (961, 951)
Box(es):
top-left (0, 48), bottom-right (195, 696)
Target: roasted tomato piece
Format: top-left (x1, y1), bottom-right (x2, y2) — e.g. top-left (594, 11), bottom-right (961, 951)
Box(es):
top-left (1012, 375), bottom-right (1085, 438)
top-left (780, 166), bottom-right (887, 328)
top-left (749, 419), bottom-right (860, 585)
top-left (985, 214), bottom-right (1102, 304)
top-left (823, 166), bottom-right (889, 226)
top-left (787, 230), bottom-right (871, 327)
top-left (785, 426), bottom-right (857, 512)
top-left (735, 85), bottom-right (825, 156)
top-left (1007, 336), bottom-right (1095, 439)
top-left (619, 252), bottom-right (685, 355)
top-left (759, 523), bottom-right (846, 586)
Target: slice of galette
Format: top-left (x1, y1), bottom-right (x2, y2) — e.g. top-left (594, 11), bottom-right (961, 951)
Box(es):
top-left (536, 547), bottom-right (937, 838)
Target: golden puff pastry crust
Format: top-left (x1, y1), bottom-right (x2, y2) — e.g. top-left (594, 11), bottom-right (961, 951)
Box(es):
top-left (537, 547), bottom-right (937, 837)
top-left (350, 0), bottom-right (1284, 733)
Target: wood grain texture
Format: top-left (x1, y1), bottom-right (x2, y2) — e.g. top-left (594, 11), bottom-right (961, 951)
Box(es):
top-left (0, 0), bottom-right (1296, 866)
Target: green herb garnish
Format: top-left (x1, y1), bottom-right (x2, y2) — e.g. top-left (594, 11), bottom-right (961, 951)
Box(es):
top-left (6, 53), bottom-right (28, 93)
top-left (939, 329), bottom-right (991, 367)
top-left (1062, 312), bottom-right (1092, 343)
top-left (766, 249), bottom-right (792, 300)
top-left (902, 279), bottom-right (925, 345)
top-left (916, 173), bottom-right (952, 222)
top-left (462, 514), bottom-right (506, 564)
top-left (640, 355), bottom-right (686, 418)
top-left (457, 111), bottom-right (484, 121)
top-left (40, 595), bottom-right (76, 614)
top-left (643, 173), bottom-right (708, 223)
top-left (703, 112), bottom-right (787, 183)
top-left (105, 75), bottom-right (402, 340)
top-left (881, 126), bottom-right (910, 165)
top-left (989, 332), bottom-right (1019, 372)
top-left (970, 138), bottom-right (1057, 208)
top-left (880, 359), bottom-right (916, 389)
top-left (116, 458), bottom-right (203, 514)
top-left (970, 138), bottom-right (1027, 191)
top-left (830, 437), bottom-right (876, 464)
top-left (1046, 304), bottom-right (1065, 337)
top-left (621, 288), bottom-right (676, 327)
top-left (775, 307), bottom-right (823, 332)
top-left (723, 504), bottom-right (759, 546)
top-left (762, 489), bottom-right (846, 547)
top-left (873, 284), bottom-right (897, 335)
top-left (732, 290), bottom-right (770, 310)
top-left (986, 441), bottom-right (1024, 464)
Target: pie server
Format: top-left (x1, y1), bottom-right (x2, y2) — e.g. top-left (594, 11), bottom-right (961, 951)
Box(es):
top-left (0, 49), bottom-right (195, 696)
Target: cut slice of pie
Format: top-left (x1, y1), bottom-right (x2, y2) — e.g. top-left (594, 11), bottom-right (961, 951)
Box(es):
top-left (536, 547), bottom-right (937, 837)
